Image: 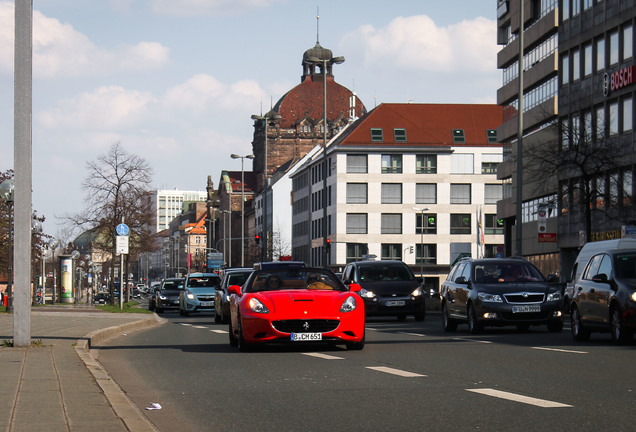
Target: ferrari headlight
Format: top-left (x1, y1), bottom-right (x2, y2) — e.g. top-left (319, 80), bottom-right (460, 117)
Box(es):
top-left (359, 288), bottom-right (375, 299)
top-left (340, 296), bottom-right (357, 313)
top-left (547, 292), bottom-right (561, 302)
top-left (186, 291), bottom-right (195, 300)
top-left (248, 298), bottom-right (269, 314)
top-left (478, 292), bottom-right (503, 303)
top-left (411, 288), bottom-right (423, 297)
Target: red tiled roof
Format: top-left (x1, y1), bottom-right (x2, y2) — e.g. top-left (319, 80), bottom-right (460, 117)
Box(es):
top-left (274, 75), bottom-right (366, 128)
top-left (339, 103), bottom-right (503, 147)
top-left (226, 171), bottom-right (257, 194)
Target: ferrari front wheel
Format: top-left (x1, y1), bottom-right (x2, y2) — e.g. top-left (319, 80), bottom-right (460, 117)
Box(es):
top-left (346, 330), bottom-right (365, 350)
top-left (237, 319), bottom-right (252, 352)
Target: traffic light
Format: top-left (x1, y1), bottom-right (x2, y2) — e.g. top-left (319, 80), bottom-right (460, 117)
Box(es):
top-left (255, 234), bottom-right (261, 245)
top-left (325, 238), bottom-right (331, 252)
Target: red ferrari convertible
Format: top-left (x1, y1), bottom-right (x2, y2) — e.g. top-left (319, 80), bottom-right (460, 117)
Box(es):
top-left (228, 264), bottom-right (365, 351)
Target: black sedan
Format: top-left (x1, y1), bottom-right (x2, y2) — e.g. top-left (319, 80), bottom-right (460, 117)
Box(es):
top-left (571, 249), bottom-right (636, 344)
top-left (441, 257), bottom-right (564, 333)
top-left (214, 268), bottom-right (252, 323)
top-left (153, 278), bottom-right (185, 313)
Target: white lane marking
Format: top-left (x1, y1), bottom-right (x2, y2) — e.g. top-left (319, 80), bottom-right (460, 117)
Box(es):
top-left (532, 347), bottom-right (588, 354)
top-left (210, 329), bottom-right (227, 334)
top-left (366, 366), bottom-right (426, 377)
top-left (193, 325), bottom-right (208, 329)
top-left (466, 388), bottom-right (572, 408)
top-left (398, 332), bottom-right (426, 337)
top-left (452, 337), bottom-right (493, 344)
top-left (302, 353), bottom-right (345, 360)
top-left (366, 327), bottom-right (378, 331)
top-left (180, 323), bottom-right (192, 326)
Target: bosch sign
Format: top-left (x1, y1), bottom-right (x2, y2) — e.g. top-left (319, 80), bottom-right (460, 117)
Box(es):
top-left (603, 65), bottom-right (635, 96)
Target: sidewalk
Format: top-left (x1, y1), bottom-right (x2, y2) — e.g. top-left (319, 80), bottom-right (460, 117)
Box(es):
top-left (0, 305), bottom-right (165, 432)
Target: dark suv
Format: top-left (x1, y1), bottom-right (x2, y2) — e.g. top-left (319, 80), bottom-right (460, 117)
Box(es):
top-left (440, 257), bottom-right (563, 333)
top-left (570, 249), bottom-right (636, 344)
top-left (342, 260), bottom-right (425, 321)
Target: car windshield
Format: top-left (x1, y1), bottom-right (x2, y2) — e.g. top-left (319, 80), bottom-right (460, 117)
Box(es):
top-left (357, 264), bottom-right (414, 282)
top-left (161, 280), bottom-right (184, 290)
top-left (474, 262), bottom-right (544, 283)
top-left (245, 268), bottom-right (345, 293)
top-left (615, 253), bottom-right (636, 279)
top-left (186, 276), bottom-right (219, 288)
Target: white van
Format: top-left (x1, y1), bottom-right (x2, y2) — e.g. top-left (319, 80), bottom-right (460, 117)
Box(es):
top-left (564, 238), bottom-right (636, 309)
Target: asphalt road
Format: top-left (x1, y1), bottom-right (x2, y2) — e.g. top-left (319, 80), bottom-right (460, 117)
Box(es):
top-left (95, 309), bottom-right (636, 432)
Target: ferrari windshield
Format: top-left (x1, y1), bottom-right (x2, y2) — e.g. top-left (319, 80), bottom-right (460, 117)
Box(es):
top-left (245, 268), bottom-right (346, 293)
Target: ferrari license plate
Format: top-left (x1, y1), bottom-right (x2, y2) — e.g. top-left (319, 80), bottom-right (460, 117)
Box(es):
top-left (291, 332), bottom-right (322, 341)
top-left (512, 305), bottom-right (541, 313)
top-left (386, 300), bottom-right (406, 307)
top-left (200, 301), bottom-right (214, 307)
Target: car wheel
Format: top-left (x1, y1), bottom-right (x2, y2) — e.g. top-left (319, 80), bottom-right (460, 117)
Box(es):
top-left (214, 308), bottom-right (222, 323)
top-left (346, 330), bottom-right (365, 350)
top-left (610, 305), bottom-right (633, 345)
top-left (237, 319), bottom-right (251, 352)
top-left (228, 319), bottom-right (238, 347)
top-left (547, 319), bottom-right (563, 332)
top-left (467, 304), bottom-right (482, 334)
top-left (442, 302), bottom-right (457, 332)
top-left (414, 308), bottom-right (426, 322)
top-left (570, 306), bottom-right (590, 341)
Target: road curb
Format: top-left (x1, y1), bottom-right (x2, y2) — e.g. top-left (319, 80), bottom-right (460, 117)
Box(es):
top-left (74, 314), bottom-right (167, 432)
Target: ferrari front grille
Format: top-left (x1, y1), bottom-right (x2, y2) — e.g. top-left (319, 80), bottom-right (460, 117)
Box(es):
top-left (272, 319), bottom-right (339, 333)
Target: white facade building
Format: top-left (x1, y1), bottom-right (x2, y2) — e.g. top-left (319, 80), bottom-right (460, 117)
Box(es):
top-left (152, 189), bottom-right (207, 233)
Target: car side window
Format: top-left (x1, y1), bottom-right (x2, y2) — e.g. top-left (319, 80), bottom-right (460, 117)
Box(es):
top-left (597, 255), bottom-right (612, 279)
top-left (451, 263), bottom-right (465, 282)
top-left (459, 264), bottom-right (472, 281)
top-left (583, 255), bottom-right (603, 280)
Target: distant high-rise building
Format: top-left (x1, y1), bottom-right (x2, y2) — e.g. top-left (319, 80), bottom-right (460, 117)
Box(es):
top-left (151, 189), bottom-right (207, 233)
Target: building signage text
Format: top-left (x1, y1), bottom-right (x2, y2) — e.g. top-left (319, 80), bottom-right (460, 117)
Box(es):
top-left (603, 65), bottom-right (635, 96)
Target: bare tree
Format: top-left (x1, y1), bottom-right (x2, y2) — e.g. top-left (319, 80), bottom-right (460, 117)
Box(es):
top-left (66, 143), bottom-right (155, 303)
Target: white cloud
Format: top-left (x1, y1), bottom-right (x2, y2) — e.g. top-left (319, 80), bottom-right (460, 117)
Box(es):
top-left (37, 85), bottom-right (157, 130)
top-left (0, 2), bottom-right (170, 78)
top-left (148, 0), bottom-right (286, 16)
top-left (340, 15), bottom-right (496, 73)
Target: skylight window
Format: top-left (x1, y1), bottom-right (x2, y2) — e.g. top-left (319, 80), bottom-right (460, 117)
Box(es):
top-left (394, 128), bottom-right (407, 142)
top-left (371, 128), bottom-right (383, 142)
top-left (452, 129), bottom-right (465, 143)
top-left (486, 129), bottom-right (498, 143)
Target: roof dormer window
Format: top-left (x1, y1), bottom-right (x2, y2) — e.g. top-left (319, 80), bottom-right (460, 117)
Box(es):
top-left (452, 129), bottom-right (465, 143)
top-left (371, 128), bottom-right (383, 142)
top-left (394, 128), bottom-right (407, 142)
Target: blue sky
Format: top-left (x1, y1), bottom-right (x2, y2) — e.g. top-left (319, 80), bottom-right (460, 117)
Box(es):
top-left (0, 0), bottom-right (498, 238)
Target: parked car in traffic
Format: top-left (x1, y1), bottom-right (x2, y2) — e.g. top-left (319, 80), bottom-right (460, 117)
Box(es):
top-left (570, 249), bottom-right (636, 344)
top-left (228, 263), bottom-right (365, 351)
top-left (179, 272), bottom-right (221, 316)
top-left (93, 292), bottom-right (111, 305)
top-left (215, 268), bottom-right (253, 323)
top-left (153, 278), bottom-right (185, 313)
top-left (341, 260), bottom-right (425, 321)
top-left (440, 257), bottom-right (564, 333)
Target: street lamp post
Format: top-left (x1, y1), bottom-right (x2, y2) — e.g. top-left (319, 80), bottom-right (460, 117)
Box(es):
top-left (251, 112), bottom-right (281, 262)
top-left (231, 154), bottom-right (254, 268)
top-left (1, 179), bottom-right (15, 311)
top-left (412, 207), bottom-right (429, 280)
top-left (307, 55), bottom-right (344, 267)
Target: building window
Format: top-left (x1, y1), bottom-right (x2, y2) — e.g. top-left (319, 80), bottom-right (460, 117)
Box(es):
top-left (623, 169), bottom-right (633, 207)
top-left (485, 214), bottom-right (504, 234)
top-left (416, 155), bottom-right (437, 174)
top-left (596, 105), bottom-right (605, 140)
top-left (583, 0), bottom-right (593, 10)
top-left (624, 24), bottom-right (633, 61)
top-left (394, 128), bottom-right (407, 142)
top-left (609, 101), bottom-right (619, 136)
top-left (195, 236), bottom-right (201, 244)
top-left (610, 30), bottom-right (619, 66)
top-left (451, 153), bottom-right (474, 174)
top-left (583, 43), bottom-right (592, 77)
top-left (572, 49), bottom-right (580, 81)
top-left (346, 154), bottom-right (368, 173)
top-left (346, 213), bottom-right (367, 234)
top-left (596, 37), bottom-right (605, 72)
top-left (381, 154), bottom-right (403, 173)
top-left (416, 244), bottom-right (437, 265)
top-left (381, 214), bottom-right (402, 234)
top-left (381, 244), bottom-right (402, 260)
top-left (482, 153), bottom-right (502, 174)
top-left (623, 97), bottom-right (633, 133)
top-left (484, 244), bottom-right (502, 258)
top-left (561, 53), bottom-right (570, 85)
top-left (346, 243), bottom-right (368, 264)
top-left (486, 129), bottom-right (497, 143)
top-left (416, 213), bottom-right (437, 234)
top-left (452, 129), bottom-right (465, 143)
top-left (484, 184), bottom-right (503, 204)
top-left (562, 0), bottom-right (569, 20)
top-left (346, 183), bottom-right (368, 204)
top-left (371, 128), bottom-right (383, 142)
top-left (415, 183), bottom-right (437, 204)
top-left (572, 0), bottom-right (580, 16)
top-left (381, 183), bottom-right (402, 204)
top-left (450, 214), bottom-right (471, 234)
top-left (450, 184), bottom-right (471, 204)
